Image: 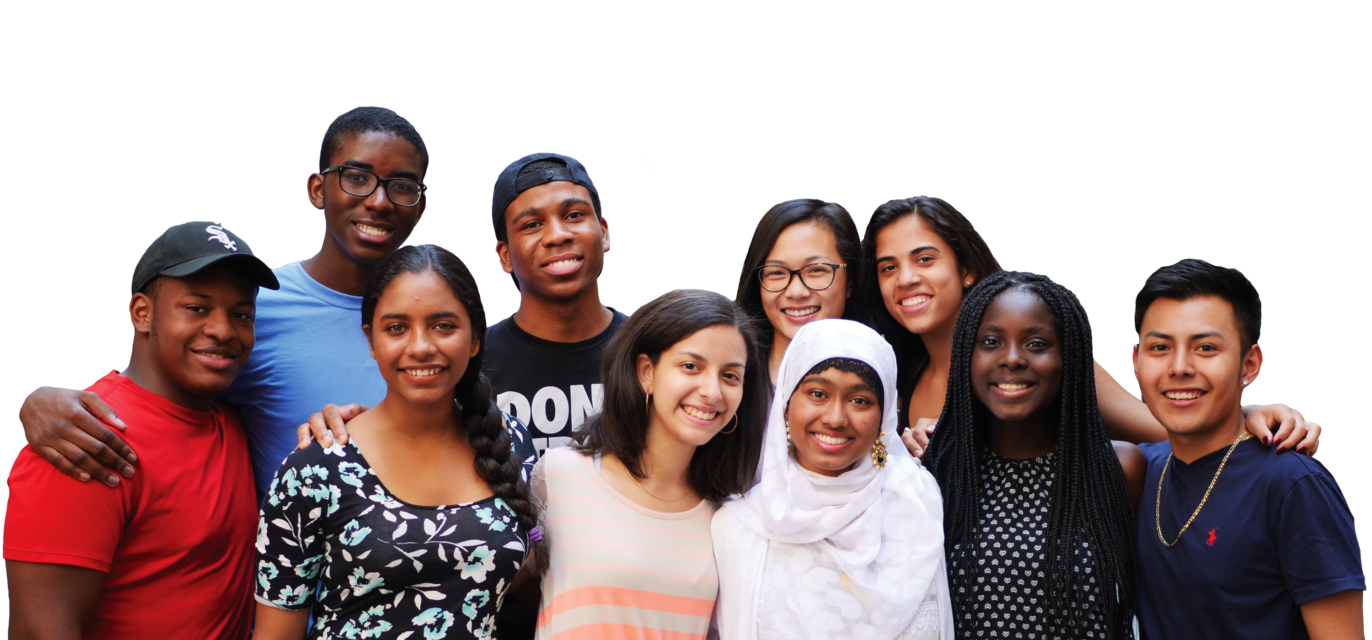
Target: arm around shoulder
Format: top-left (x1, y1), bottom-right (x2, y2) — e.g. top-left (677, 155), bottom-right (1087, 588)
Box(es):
top-left (1094, 362), bottom-right (1167, 444)
top-left (1112, 440), bottom-right (1147, 513)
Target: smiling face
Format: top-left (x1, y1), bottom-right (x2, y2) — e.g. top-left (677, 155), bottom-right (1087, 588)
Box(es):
top-left (134, 264), bottom-right (258, 407)
top-left (760, 221), bottom-right (850, 345)
top-left (638, 325), bottom-right (748, 448)
top-left (309, 131), bottom-right (427, 266)
top-left (497, 181), bottom-right (610, 301)
top-left (875, 214), bottom-right (971, 337)
top-left (971, 288), bottom-right (1064, 425)
top-left (785, 367), bottom-right (883, 477)
top-left (365, 270), bottom-right (479, 407)
top-left (1134, 295), bottom-right (1261, 439)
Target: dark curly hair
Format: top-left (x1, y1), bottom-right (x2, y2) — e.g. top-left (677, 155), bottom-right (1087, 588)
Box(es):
top-left (924, 271), bottom-right (1137, 639)
top-left (360, 244), bottom-right (534, 535)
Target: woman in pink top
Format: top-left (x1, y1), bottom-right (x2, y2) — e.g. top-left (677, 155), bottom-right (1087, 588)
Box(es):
top-left (530, 289), bottom-right (771, 640)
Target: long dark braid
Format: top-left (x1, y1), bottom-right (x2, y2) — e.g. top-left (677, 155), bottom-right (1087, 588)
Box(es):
top-left (361, 244), bottom-right (535, 535)
top-left (923, 271), bottom-right (1137, 639)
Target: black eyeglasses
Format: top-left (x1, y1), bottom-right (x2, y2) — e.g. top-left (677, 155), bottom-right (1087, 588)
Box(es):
top-left (321, 166), bottom-right (427, 207)
top-left (756, 262), bottom-right (846, 292)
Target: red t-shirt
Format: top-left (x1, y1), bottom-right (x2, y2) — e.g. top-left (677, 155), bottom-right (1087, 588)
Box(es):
top-left (5, 372), bottom-right (256, 638)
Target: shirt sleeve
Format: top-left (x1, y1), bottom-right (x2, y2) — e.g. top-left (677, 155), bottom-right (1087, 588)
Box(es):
top-left (3, 447), bottom-right (129, 573)
top-left (1275, 470), bottom-right (1365, 603)
top-left (254, 442), bottom-right (340, 611)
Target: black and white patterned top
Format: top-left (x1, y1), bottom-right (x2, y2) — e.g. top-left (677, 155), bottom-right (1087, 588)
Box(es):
top-left (948, 450), bottom-right (1103, 639)
top-left (254, 414), bottom-right (537, 640)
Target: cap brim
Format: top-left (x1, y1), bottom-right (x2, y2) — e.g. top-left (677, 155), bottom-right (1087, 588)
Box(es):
top-left (159, 253), bottom-right (280, 290)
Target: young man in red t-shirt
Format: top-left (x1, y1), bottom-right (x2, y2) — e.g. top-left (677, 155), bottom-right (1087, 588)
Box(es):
top-left (5, 221), bottom-right (279, 638)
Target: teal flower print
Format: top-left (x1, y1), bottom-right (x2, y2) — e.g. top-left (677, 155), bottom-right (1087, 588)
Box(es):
top-left (256, 560), bottom-right (279, 591)
top-left (459, 546), bottom-right (495, 582)
top-left (339, 461), bottom-right (367, 488)
top-left (349, 566), bottom-right (384, 596)
top-left (341, 519), bottom-right (372, 546)
top-left (339, 604), bottom-right (392, 638)
top-left (413, 607), bottom-right (455, 639)
top-left (462, 589), bottom-right (490, 619)
top-left (275, 583), bottom-right (310, 608)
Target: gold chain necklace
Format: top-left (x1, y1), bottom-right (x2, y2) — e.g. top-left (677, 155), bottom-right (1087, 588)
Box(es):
top-left (1156, 430), bottom-right (1251, 547)
top-left (624, 466), bottom-right (690, 502)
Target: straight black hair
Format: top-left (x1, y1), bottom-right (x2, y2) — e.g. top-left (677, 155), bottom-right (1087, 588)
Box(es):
top-left (360, 244), bottom-right (534, 534)
top-left (320, 106), bottom-right (429, 177)
top-left (925, 271), bottom-right (1137, 639)
top-left (734, 199), bottom-right (863, 355)
top-left (573, 289), bottom-right (769, 504)
top-left (857, 196), bottom-right (1003, 400)
top-left (1135, 258), bottom-right (1261, 352)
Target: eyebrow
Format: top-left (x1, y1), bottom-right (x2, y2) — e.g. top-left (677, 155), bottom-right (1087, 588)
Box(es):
top-left (875, 245), bottom-right (939, 263)
top-left (378, 311), bottom-right (461, 321)
top-left (981, 324), bottom-right (1052, 333)
top-left (764, 255), bottom-right (829, 266)
top-left (846, 382), bottom-right (877, 395)
top-left (509, 197), bottom-right (595, 228)
top-left (341, 159), bottom-right (420, 181)
top-left (682, 351), bottom-right (746, 369)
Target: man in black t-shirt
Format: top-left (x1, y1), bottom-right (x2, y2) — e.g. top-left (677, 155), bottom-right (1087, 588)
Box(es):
top-left (485, 152), bottom-right (627, 455)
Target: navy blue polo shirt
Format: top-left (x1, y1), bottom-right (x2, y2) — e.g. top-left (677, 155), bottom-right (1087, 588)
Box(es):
top-left (1136, 436), bottom-right (1363, 639)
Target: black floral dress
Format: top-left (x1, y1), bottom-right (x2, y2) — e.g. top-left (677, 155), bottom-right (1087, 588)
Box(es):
top-left (255, 415), bottom-right (537, 639)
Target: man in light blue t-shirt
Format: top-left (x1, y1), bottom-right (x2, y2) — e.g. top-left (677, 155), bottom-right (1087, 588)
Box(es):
top-left (19, 107), bottom-right (449, 492)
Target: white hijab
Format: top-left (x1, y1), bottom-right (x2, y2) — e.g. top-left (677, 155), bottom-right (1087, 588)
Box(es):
top-left (713, 319), bottom-right (951, 639)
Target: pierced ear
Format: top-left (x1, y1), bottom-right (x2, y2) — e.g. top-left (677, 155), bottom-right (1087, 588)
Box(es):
top-left (636, 353), bottom-right (654, 394)
top-left (1240, 344), bottom-right (1263, 389)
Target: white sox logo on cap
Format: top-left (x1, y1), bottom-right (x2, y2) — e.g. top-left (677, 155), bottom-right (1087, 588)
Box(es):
top-left (206, 225), bottom-right (238, 252)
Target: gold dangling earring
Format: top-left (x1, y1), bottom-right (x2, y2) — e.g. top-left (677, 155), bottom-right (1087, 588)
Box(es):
top-left (645, 392), bottom-right (653, 414)
top-left (784, 413), bottom-right (792, 446)
top-left (871, 429), bottom-right (888, 469)
top-left (720, 413), bottom-right (739, 434)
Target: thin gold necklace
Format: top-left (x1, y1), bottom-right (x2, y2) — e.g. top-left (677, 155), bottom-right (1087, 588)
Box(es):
top-left (624, 465), bottom-right (690, 502)
top-left (1156, 430), bottom-right (1251, 547)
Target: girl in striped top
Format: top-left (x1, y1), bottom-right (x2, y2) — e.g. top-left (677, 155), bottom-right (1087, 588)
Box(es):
top-left (530, 289), bottom-right (770, 640)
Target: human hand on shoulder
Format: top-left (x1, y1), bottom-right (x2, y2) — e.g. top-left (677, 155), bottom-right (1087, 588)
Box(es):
top-left (902, 418), bottom-right (936, 460)
top-left (295, 403), bottom-right (368, 449)
top-left (1243, 404), bottom-right (1320, 455)
top-left (20, 386), bottom-right (136, 487)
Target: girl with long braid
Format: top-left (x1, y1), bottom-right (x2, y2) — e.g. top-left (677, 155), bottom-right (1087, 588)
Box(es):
top-left (923, 271), bottom-right (1142, 639)
top-left (254, 245), bottom-right (537, 639)
top-left (858, 196), bottom-right (1320, 458)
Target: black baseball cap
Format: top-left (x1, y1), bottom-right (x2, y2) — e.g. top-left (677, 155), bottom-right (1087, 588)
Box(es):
top-left (491, 152), bottom-right (602, 240)
top-left (131, 221), bottom-right (280, 294)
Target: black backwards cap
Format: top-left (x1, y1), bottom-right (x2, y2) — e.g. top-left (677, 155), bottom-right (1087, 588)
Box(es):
top-left (132, 221), bottom-right (280, 294)
top-left (491, 153), bottom-right (601, 240)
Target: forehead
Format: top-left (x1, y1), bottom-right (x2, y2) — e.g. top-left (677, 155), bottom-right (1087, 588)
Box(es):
top-left (875, 214), bottom-right (954, 257)
top-left (981, 288), bottom-right (1053, 328)
top-left (328, 131), bottom-right (424, 174)
top-left (767, 221), bottom-right (839, 263)
top-left (1140, 295), bottom-right (1240, 338)
top-left (504, 181), bottom-right (595, 222)
top-left (375, 271), bottom-right (468, 314)
top-left (158, 265), bottom-right (257, 299)
top-left (664, 324), bottom-right (747, 363)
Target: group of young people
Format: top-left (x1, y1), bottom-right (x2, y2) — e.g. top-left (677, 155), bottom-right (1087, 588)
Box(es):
top-left (3, 107), bottom-right (1362, 639)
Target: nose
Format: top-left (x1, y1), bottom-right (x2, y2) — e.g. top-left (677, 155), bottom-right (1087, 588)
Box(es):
top-left (783, 271), bottom-right (812, 299)
top-left (543, 215), bottom-right (575, 246)
top-left (1167, 348), bottom-right (1195, 378)
top-left (407, 326), bottom-right (438, 359)
top-left (364, 181), bottom-right (395, 214)
top-left (1001, 341), bottom-right (1028, 370)
top-left (897, 262), bottom-right (922, 288)
top-left (203, 308), bottom-right (236, 343)
top-left (697, 374), bottom-right (723, 405)
top-left (822, 394), bottom-right (847, 429)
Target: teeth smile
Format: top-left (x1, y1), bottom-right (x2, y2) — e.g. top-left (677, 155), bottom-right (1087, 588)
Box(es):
top-left (1165, 391), bottom-right (1202, 400)
top-left (354, 222), bottom-right (390, 237)
top-left (900, 295), bottom-right (930, 307)
top-left (996, 383), bottom-right (1030, 391)
top-left (813, 433), bottom-right (852, 445)
top-left (404, 367), bottom-right (442, 377)
top-left (784, 307), bottom-right (819, 317)
top-left (547, 258), bottom-right (580, 267)
top-left (683, 406), bottom-right (718, 421)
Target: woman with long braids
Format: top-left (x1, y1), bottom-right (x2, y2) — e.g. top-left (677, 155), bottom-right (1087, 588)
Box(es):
top-left (923, 271), bottom-right (1142, 639)
top-left (734, 199), bottom-right (863, 383)
top-left (529, 289), bottom-right (769, 639)
top-left (253, 245), bottom-right (537, 639)
top-left (858, 196), bottom-right (1321, 458)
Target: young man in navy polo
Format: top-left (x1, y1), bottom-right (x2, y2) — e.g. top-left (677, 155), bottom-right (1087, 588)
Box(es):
top-left (1132, 259), bottom-right (1363, 639)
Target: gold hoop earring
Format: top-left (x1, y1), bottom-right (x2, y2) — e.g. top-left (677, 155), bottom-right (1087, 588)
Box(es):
top-left (719, 413), bottom-right (738, 434)
top-left (871, 429), bottom-right (888, 469)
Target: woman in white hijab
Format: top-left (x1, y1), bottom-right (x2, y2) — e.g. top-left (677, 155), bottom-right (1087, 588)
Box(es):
top-left (712, 319), bottom-right (951, 640)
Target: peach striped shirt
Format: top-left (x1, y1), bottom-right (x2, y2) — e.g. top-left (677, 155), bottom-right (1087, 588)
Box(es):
top-left (534, 448), bottom-right (717, 640)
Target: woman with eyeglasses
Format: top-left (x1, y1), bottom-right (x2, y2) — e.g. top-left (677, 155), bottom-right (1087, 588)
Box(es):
top-left (734, 199), bottom-right (864, 384)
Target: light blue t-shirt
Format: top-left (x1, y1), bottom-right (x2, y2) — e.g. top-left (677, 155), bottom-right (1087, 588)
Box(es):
top-left (221, 261), bottom-right (386, 495)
